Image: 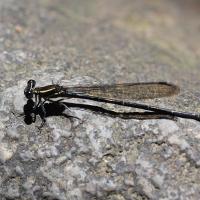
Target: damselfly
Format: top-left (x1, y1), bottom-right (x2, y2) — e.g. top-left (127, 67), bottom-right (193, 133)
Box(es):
top-left (24, 79), bottom-right (200, 127)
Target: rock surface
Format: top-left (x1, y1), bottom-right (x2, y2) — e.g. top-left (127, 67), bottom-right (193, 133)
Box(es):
top-left (0, 0), bottom-right (200, 199)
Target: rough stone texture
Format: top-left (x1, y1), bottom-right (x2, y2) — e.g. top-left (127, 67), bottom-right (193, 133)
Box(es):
top-left (0, 0), bottom-right (200, 199)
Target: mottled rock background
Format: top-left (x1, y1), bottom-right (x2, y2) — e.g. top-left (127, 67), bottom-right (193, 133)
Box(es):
top-left (0, 0), bottom-right (200, 199)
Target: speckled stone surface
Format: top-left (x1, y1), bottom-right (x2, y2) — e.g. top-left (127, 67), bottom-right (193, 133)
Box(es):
top-left (1, 0), bottom-right (200, 199)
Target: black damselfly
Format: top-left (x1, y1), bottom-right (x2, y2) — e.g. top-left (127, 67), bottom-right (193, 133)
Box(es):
top-left (24, 79), bottom-right (200, 127)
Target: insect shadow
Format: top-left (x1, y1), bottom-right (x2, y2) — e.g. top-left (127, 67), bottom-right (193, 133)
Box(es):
top-left (23, 99), bottom-right (177, 128)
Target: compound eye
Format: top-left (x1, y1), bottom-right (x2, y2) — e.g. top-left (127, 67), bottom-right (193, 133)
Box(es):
top-left (27, 79), bottom-right (36, 88)
top-left (24, 88), bottom-right (33, 99)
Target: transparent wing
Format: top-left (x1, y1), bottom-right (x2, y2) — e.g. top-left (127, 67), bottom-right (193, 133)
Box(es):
top-left (65, 82), bottom-right (180, 100)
